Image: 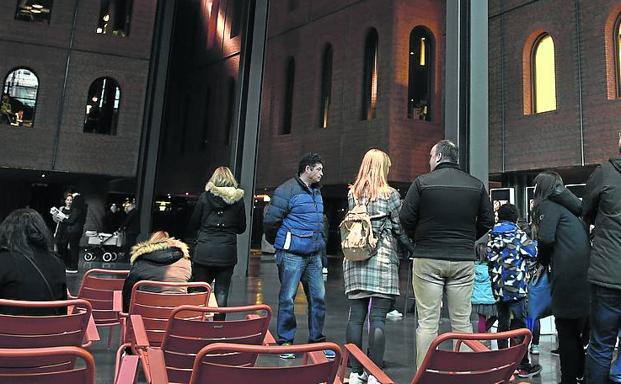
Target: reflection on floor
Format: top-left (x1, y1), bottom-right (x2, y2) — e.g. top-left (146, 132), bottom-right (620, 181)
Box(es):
top-left (69, 254), bottom-right (565, 383)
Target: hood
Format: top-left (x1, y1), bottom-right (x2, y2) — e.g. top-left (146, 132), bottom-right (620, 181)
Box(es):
top-left (205, 182), bottom-right (244, 205)
top-left (548, 186), bottom-right (582, 217)
top-left (610, 158), bottom-right (621, 174)
top-left (130, 237), bottom-right (190, 264)
top-left (491, 221), bottom-right (519, 235)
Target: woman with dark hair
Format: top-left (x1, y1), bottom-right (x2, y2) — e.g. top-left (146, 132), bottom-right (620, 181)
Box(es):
top-left (53, 192), bottom-right (72, 263)
top-left (532, 171), bottom-right (589, 384)
top-left (64, 193), bottom-right (87, 273)
top-left (0, 209), bottom-right (67, 315)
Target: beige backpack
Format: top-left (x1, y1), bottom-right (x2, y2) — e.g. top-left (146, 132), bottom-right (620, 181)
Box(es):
top-left (339, 201), bottom-right (379, 261)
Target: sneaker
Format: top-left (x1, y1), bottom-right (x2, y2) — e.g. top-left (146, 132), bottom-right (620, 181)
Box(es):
top-left (551, 347), bottom-right (560, 355)
top-left (530, 344), bottom-right (540, 355)
top-left (367, 375), bottom-right (379, 384)
top-left (322, 267), bottom-right (329, 274)
top-left (324, 349), bottom-right (336, 359)
top-left (386, 309), bottom-right (403, 319)
top-left (65, 269), bottom-right (78, 274)
top-left (279, 343), bottom-right (295, 359)
top-left (348, 372), bottom-right (367, 384)
top-left (517, 363), bottom-right (542, 378)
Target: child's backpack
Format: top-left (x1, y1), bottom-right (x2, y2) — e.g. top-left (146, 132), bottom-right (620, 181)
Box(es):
top-left (339, 202), bottom-right (378, 261)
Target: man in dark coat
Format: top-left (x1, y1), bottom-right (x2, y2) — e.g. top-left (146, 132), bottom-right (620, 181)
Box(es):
top-left (583, 132), bottom-right (621, 383)
top-left (263, 153), bottom-right (329, 358)
top-left (399, 140), bottom-right (494, 369)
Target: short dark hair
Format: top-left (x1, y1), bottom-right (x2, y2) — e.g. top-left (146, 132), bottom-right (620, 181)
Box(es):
top-left (298, 153), bottom-right (323, 175)
top-left (435, 140), bottom-right (458, 163)
top-left (498, 203), bottom-right (519, 223)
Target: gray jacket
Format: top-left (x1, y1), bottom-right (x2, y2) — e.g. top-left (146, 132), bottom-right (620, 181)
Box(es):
top-left (582, 158), bottom-right (621, 291)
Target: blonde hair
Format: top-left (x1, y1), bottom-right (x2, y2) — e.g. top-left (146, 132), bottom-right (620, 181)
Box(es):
top-left (350, 149), bottom-right (392, 201)
top-left (207, 166), bottom-right (238, 188)
top-left (149, 231), bottom-right (170, 242)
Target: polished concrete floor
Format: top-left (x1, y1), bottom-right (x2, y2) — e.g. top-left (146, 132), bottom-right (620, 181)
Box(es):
top-left (68, 253), bottom-right (567, 383)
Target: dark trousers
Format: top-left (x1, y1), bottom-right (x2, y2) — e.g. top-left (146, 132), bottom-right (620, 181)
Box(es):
top-left (57, 241), bottom-right (69, 267)
top-left (62, 237), bottom-right (80, 270)
top-left (497, 299), bottom-right (530, 367)
top-left (346, 297), bottom-right (393, 374)
top-left (192, 264), bottom-right (234, 321)
top-left (556, 317), bottom-right (587, 384)
top-left (586, 284), bottom-right (621, 383)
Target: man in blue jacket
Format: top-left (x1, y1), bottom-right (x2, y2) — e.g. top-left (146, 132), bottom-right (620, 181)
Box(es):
top-left (263, 153), bottom-right (330, 358)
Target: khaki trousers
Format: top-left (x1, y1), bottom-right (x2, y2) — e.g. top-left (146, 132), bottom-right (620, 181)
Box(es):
top-left (412, 258), bottom-right (474, 368)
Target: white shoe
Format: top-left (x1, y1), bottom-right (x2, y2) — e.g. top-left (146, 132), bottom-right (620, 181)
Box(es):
top-left (348, 372), bottom-right (368, 384)
top-left (322, 267), bottom-right (328, 274)
top-left (367, 375), bottom-right (379, 384)
top-left (386, 309), bottom-right (403, 319)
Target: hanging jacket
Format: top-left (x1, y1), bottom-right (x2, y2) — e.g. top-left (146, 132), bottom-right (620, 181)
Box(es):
top-left (189, 183), bottom-right (246, 267)
top-left (486, 221), bottom-right (538, 302)
top-left (122, 237), bottom-right (192, 311)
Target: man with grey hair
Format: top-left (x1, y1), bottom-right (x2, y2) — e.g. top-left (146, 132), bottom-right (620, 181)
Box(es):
top-left (400, 139), bottom-right (494, 368)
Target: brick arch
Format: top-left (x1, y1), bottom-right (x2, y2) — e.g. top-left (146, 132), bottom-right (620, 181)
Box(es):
top-left (522, 29), bottom-right (552, 115)
top-left (604, 3), bottom-right (621, 100)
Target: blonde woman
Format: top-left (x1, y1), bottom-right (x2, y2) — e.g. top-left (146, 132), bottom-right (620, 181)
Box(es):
top-left (344, 149), bottom-right (413, 384)
top-left (189, 166), bottom-right (246, 320)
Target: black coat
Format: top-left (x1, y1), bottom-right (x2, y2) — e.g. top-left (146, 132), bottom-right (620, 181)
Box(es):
top-left (0, 248), bottom-right (67, 315)
top-left (66, 202), bottom-right (87, 239)
top-left (535, 192), bottom-right (590, 319)
top-left (582, 158), bottom-right (621, 291)
top-left (400, 162), bottom-right (495, 261)
top-left (189, 185), bottom-right (246, 267)
top-left (54, 206), bottom-right (71, 243)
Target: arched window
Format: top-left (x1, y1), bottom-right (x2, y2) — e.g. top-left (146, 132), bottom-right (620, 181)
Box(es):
top-left (83, 77), bottom-right (121, 135)
top-left (96, 0), bottom-right (133, 37)
top-left (319, 44), bottom-right (333, 128)
top-left (615, 15), bottom-right (621, 97)
top-left (281, 57), bottom-right (295, 135)
top-left (362, 28), bottom-right (378, 120)
top-left (15, 0), bottom-right (53, 23)
top-left (2, 68), bottom-right (39, 127)
top-left (408, 27), bottom-right (433, 120)
top-left (532, 34), bottom-right (556, 113)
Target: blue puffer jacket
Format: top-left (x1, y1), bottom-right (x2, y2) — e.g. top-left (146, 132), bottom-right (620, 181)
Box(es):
top-left (263, 176), bottom-right (325, 256)
top-left (472, 261), bottom-right (496, 305)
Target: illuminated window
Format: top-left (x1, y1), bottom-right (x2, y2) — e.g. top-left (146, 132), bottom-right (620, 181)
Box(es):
top-left (83, 77), bottom-right (121, 135)
top-left (615, 15), bottom-right (621, 97)
top-left (281, 57), bottom-right (295, 135)
top-left (319, 44), bottom-right (333, 128)
top-left (408, 27), bottom-right (433, 120)
top-left (2, 68), bottom-right (39, 128)
top-left (96, 0), bottom-right (133, 37)
top-left (362, 28), bottom-right (378, 120)
top-left (15, 0), bottom-right (53, 23)
top-left (532, 34), bottom-right (557, 113)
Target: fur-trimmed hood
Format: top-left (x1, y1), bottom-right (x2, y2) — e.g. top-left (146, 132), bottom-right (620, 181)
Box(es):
top-left (130, 237), bottom-right (190, 264)
top-left (205, 182), bottom-right (244, 205)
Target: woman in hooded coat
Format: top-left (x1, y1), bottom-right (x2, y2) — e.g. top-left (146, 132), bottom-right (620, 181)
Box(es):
top-left (532, 171), bottom-right (590, 384)
top-left (189, 167), bottom-right (246, 320)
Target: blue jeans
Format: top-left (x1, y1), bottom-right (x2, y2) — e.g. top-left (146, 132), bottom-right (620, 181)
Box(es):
top-left (586, 284), bottom-right (621, 383)
top-left (275, 251), bottom-right (326, 344)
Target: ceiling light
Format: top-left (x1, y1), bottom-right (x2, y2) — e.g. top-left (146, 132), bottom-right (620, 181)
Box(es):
top-left (31, 9), bottom-right (41, 14)
top-left (32, 4), bottom-right (43, 9)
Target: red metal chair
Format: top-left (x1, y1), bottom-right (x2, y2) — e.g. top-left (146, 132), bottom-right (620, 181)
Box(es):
top-left (0, 298), bottom-right (95, 349)
top-left (188, 342), bottom-right (341, 384)
top-left (116, 281), bottom-right (212, 348)
top-left (73, 268), bottom-right (129, 348)
top-left (0, 346), bottom-right (96, 383)
top-left (336, 329), bottom-right (532, 384)
top-left (115, 304), bottom-right (274, 383)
